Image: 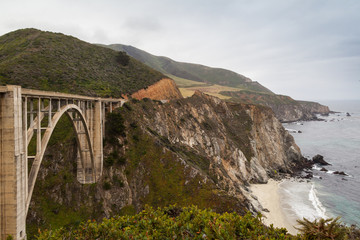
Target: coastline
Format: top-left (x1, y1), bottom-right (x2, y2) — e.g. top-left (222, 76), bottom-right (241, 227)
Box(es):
top-left (250, 179), bottom-right (298, 235)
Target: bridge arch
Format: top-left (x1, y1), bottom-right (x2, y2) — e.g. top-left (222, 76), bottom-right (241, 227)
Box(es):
top-left (0, 85), bottom-right (122, 239)
top-left (26, 104), bottom-right (96, 214)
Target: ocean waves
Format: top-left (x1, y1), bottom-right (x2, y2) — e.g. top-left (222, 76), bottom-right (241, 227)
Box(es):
top-left (309, 183), bottom-right (327, 219)
top-left (279, 180), bottom-right (328, 223)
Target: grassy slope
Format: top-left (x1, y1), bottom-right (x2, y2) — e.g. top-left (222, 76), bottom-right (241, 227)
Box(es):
top-left (221, 90), bottom-right (297, 106)
top-left (0, 29), bottom-right (165, 97)
top-left (104, 44), bottom-right (274, 94)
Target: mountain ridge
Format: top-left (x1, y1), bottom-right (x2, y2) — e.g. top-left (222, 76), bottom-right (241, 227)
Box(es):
top-left (104, 44), bottom-right (274, 94)
top-left (104, 43), bottom-right (330, 121)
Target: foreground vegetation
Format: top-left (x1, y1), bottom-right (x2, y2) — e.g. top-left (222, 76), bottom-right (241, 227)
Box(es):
top-left (36, 205), bottom-right (289, 239)
top-left (35, 205), bottom-right (360, 239)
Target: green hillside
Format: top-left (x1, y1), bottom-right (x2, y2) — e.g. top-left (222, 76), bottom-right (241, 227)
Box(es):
top-left (104, 44), bottom-right (273, 94)
top-left (0, 29), bottom-right (166, 97)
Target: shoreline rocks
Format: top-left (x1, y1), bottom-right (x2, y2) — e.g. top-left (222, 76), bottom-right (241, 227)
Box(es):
top-left (312, 154), bottom-right (331, 166)
top-left (290, 154), bottom-right (349, 180)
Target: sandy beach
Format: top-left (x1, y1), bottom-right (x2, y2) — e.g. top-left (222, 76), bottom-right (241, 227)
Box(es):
top-left (250, 179), bottom-right (298, 235)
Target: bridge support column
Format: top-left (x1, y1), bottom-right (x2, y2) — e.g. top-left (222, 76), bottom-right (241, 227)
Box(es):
top-left (93, 100), bottom-right (103, 180)
top-left (0, 86), bottom-right (26, 240)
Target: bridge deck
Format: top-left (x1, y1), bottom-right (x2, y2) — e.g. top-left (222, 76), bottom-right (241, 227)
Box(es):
top-left (0, 85), bottom-right (123, 102)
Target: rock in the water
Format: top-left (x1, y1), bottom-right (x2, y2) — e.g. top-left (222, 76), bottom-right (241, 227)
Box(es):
top-left (320, 167), bottom-right (328, 172)
top-left (312, 154), bottom-right (331, 165)
top-left (346, 112), bottom-right (351, 117)
top-left (333, 171), bottom-right (347, 176)
top-left (304, 173), bottom-right (313, 179)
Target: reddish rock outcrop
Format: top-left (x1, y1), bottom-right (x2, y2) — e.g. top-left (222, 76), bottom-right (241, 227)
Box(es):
top-left (131, 78), bottom-right (182, 100)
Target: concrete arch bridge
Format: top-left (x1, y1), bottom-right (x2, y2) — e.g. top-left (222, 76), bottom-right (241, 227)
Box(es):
top-left (0, 85), bottom-right (124, 239)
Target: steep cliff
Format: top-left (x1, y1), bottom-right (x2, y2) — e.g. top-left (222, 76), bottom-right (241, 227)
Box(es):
top-left (131, 78), bottom-right (183, 100)
top-left (128, 91), bottom-right (302, 185)
top-left (27, 92), bottom-right (303, 237)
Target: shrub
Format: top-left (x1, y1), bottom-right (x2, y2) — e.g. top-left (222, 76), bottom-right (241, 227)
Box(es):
top-left (132, 134), bottom-right (139, 142)
top-left (115, 51), bottom-right (130, 66)
top-left (130, 98), bottom-right (140, 104)
top-left (112, 175), bottom-right (124, 187)
top-left (296, 217), bottom-right (347, 240)
top-left (102, 181), bottom-right (111, 190)
top-left (105, 150), bottom-right (126, 167)
top-left (130, 122), bottom-right (137, 129)
top-left (106, 112), bottom-right (125, 136)
top-left (123, 102), bottom-right (132, 111)
top-left (117, 156), bottom-right (126, 165)
top-left (104, 156), bottom-right (115, 167)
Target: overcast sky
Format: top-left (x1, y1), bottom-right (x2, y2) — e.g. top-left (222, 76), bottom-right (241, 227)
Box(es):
top-left (1, 0), bottom-right (359, 101)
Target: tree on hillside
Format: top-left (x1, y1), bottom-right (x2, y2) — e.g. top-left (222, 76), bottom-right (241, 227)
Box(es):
top-left (116, 51), bottom-right (130, 66)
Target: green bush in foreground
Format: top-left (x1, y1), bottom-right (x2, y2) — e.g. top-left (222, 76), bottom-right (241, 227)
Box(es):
top-left (36, 205), bottom-right (291, 239)
top-left (296, 217), bottom-right (360, 240)
top-left (36, 205), bottom-right (360, 239)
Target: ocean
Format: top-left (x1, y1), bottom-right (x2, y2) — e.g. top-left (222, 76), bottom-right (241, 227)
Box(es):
top-left (281, 100), bottom-right (360, 227)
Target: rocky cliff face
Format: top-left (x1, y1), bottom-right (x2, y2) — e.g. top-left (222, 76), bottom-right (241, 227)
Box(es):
top-left (134, 91), bottom-right (302, 185)
top-left (268, 103), bottom-right (313, 122)
top-left (298, 101), bottom-right (330, 115)
top-left (27, 92), bottom-right (303, 237)
top-left (268, 101), bottom-right (330, 122)
top-left (131, 78), bottom-right (182, 100)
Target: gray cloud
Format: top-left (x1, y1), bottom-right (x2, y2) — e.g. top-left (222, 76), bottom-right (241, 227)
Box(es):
top-left (1, 0), bottom-right (359, 100)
